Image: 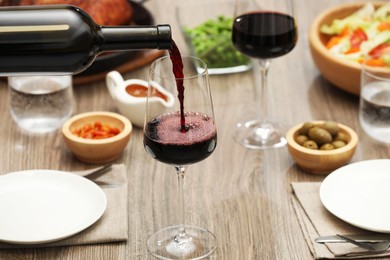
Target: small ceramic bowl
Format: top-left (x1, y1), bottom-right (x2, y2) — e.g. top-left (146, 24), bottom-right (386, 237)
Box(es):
top-left (286, 121), bottom-right (358, 174)
top-left (62, 111), bottom-right (132, 163)
top-left (106, 71), bottom-right (175, 128)
top-left (309, 2), bottom-right (390, 95)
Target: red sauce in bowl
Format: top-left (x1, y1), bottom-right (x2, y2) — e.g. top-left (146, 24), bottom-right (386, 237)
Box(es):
top-left (125, 84), bottom-right (168, 101)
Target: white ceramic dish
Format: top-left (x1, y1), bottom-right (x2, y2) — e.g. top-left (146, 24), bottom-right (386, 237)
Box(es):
top-left (0, 170), bottom-right (107, 244)
top-left (106, 70), bottom-right (175, 128)
top-left (320, 159), bottom-right (390, 233)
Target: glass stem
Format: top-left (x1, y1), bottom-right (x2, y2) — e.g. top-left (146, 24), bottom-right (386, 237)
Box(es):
top-left (255, 59), bottom-right (271, 126)
top-left (175, 165), bottom-right (187, 239)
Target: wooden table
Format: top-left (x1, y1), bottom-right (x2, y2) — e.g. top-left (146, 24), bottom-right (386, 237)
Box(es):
top-left (0, 0), bottom-right (389, 259)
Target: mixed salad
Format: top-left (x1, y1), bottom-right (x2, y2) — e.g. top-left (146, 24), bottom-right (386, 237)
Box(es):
top-left (321, 2), bottom-right (390, 67)
top-left (183, 15), bottom-right (249, 69)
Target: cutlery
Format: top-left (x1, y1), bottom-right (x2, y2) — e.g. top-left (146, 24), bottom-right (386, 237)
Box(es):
top-left (336, 234), bottom-right (390, 252)
top-left (94, 182), bottom-right (123, 189)
top-left (78, 164), bottom-right (122, 188)
top-left (81, 164), bottom-right (113, 179)
top-left (315, 234), bottom-right (390, 243)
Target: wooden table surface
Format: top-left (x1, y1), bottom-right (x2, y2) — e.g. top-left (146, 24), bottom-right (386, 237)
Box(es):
top-left (0, 0), bottom-right (389, 259)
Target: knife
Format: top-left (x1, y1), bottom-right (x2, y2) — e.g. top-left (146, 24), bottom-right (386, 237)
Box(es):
top-left (315, 234), bottom-right (390, 243)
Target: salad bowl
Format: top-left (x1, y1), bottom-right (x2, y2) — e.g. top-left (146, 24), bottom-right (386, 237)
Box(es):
top-left (309, 2), bottom-right (390, 95)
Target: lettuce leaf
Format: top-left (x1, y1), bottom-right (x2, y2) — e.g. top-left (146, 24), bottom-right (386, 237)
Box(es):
top-left (373, 2), bottom-right (390, 21)
top-left (320, 3), bottom-right (375, 35)
top-left (360, 31), bottom-right (390, 55)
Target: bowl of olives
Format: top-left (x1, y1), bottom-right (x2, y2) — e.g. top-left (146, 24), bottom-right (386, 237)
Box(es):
top-left (286, 121), bottom-right (358, 174)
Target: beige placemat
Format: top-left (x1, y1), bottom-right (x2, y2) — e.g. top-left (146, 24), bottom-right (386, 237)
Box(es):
top-left (0, 164), bottom-right (128, 249)
top-left (291, 182), bottom-right (390, 259)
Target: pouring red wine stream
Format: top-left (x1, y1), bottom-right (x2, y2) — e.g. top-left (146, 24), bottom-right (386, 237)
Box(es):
top-left (168, 40), bottom-right (187, 132)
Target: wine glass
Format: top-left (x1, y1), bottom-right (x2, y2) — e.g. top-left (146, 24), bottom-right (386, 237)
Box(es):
top-left (144, 55), bottom-right (217, 259)
top-left (232, 0), bottom-right (298, 149)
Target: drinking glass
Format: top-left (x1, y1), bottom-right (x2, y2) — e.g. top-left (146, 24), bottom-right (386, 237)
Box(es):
top-left (359, 62), bottom-right (390, 144)
top-left (8, 75), bottom-right (73, 133)
top-left (232, 0), bottom-right (298, 149)
top-left (144, 55), bottom-right (217, 259)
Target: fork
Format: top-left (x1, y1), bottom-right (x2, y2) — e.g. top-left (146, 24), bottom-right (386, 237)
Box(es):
top-left (337, 234), bottom-right (390, 252)
top-left (81, 164), bottom-right (112, 179)
top-left (80, 164), bottom-right (123, 188)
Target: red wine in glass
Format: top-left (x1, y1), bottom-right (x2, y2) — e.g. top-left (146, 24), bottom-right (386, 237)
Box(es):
top-left (231, 0), bottom-right (297, 150)
top-left (146, 41), bottom-right (217, 165)
top-left (232, 12), bottom-right (297, 59)
top-left (144, 112), bottom-right (217, 165)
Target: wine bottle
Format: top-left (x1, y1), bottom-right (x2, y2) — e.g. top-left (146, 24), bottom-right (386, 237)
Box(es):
top-left (0, 5), bottom-right (172, 75)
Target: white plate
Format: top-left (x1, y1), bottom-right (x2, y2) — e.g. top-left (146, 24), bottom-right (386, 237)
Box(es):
top-left (320, 159), bottom-right (390, 233)
top-left (0, 170), bottom-right (107, 244)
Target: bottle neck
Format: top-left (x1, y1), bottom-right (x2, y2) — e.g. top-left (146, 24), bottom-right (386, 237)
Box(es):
top-left (98, 24), bottom-right (171, 52)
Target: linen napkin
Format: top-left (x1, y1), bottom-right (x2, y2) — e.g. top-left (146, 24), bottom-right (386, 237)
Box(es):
top-left (291, 182), bottom-right (390, 259)
top-left (0, 164), bottom-right (128, 249)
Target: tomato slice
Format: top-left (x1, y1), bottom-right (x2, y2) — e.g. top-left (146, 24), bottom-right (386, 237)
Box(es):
top-left (369, 43), bottom-right (390, 58)
top-left (345, 28), bottom-right (367, 54)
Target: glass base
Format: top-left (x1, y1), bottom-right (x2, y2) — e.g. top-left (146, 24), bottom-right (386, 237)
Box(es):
top-left (234, 119), bottom-right (287, 150)
top-left (147, 225), bottom-right (217, 260)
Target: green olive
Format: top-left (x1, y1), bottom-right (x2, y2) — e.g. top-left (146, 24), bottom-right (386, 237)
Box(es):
top-left (334, 132), bottom-right (349, 143)
top-left (294, 135), bottom-right (309, 145)
top-left (332, 140), bottom-right (346, 148)
top-left (303, 140), bottom-right (318, 149)
top-left (294, 120), bottom-right (350, 150)
top-left (320, 121), bottom-right (340, 136)
top-left (308, 127), bottom-right (332, 145)
top-left (299, 122), bottom-right (314, 135)
top-left (320, 143), bottom-right (335, 150)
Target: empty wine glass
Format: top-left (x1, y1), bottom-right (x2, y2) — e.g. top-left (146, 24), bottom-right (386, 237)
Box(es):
top-left (144, 55), bottom-right (217, 259)
top-left (232, 0), bottom-right (298, 149)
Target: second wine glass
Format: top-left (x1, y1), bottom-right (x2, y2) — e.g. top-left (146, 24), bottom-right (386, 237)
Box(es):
top-left (232, 0), bottom-right (298, 149)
